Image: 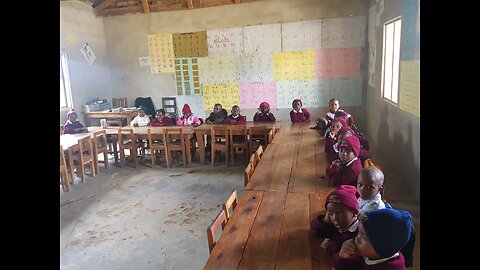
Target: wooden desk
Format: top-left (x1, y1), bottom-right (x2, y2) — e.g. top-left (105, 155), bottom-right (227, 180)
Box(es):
top-left (194, 122), bottom-right (282, 164)
top-left (203, 190), bottom-right (332, 269)
top-left (83, 110), bottom-right (138, 126)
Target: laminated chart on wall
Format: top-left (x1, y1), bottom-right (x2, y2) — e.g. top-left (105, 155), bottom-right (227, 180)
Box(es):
top-left (243, 23), bottom-right (281, 54)
top-left (368, 5), bottom-right (376, 43)
top-left (400, 0), bottom-right (420, 60)
top-left (276, 80), bottom-right (326, 109)
top-left (198, 56), bottom-right (236, 84)
top-left (207, 27), bottom-right (244, 56)
top-left (281, 19), bottom-right (323, 52)
top-left (234, 54), bottom-right (274, 82)
top-left (321, 16), bottom-right (366, 48)
top-left (202, 83), bottom-right (240, 110)
top-left (148, 34), bottom-right (175, 73)
top-left (174, 58), bottom-right (201, 95)
top-left (172, 31), bottom-right (208, 58)
top-left (273, 51), bottom-right (316, 81)
top-left (399, 60), bottom-right (420, 117)
top-left (169, 94), bottom-right (206, 119)
top-left (316, 48), bottom-right (362, 78)
top-left (239, 81), bottom-right (277, 109)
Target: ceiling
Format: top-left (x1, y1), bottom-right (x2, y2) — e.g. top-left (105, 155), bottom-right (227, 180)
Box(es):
top-left (70, 0), bottom-right (265, 17)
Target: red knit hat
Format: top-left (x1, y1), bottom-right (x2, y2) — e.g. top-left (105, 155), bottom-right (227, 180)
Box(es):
top-left (67, 108), bottom-right (77, 117)
top-left (259, 101), bottom-right (270, 110)
top-left (335, 116), bottom-right (348, 127)
top-left (338, 134), bottom-right (360, 156)
top-left (325, 185), bottom-right (360, 213)
top-left (182, 104), bottom-right (192, 114)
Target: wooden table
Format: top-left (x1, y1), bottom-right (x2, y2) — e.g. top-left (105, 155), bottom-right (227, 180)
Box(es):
top-left (83, 110), bottom-right (138, 126)
top-left (60, 130), bottom-right (97, 182)
top-left (193, 122), bottom-right (282, 164)
top-left (203, 190), bottom-right (333, 269)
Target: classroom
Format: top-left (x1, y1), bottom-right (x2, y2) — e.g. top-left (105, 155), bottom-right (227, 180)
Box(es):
top-left (60, 0), bottom-right (420, 269)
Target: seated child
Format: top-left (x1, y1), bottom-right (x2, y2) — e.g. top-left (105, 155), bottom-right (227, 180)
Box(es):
top-left (205, 103), bottom-right (228, 124)
top-left (324, 118), bottom-right (345, 161)
top-left (223, 105), bottom-right (246, 124)
top-left (130, 105), bottom-right (151, 127)
top-left (330, 128), bottom-right (371, 165)
top-left (253, 101), bottom-right (276, 122)
top-left (290, 99), bottom-right (311, 122)
top-left (62, 108), bottom-right (87, 134)
top-left (150, 109), bottom-right (175, 126)
top-left (338, 208), bottom-right (413, 270)
top-left (326, 136), bottom-right (363, 187)
top-left (176, 104), bottom-right (201, 126)
top-left (320, 98), bottom-right (355, 129)
top-left (357, 166), bottom-right (386, 214)
top-left (310, 185), bottom-right (362, 269)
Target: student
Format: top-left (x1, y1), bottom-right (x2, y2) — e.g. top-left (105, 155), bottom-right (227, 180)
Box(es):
top-left (357, 166), bottom-right (386, 214)
top-left (223, 105), bottom-right (246, 124)
top-left (130, 105), bottom-right (151, 127)
top-left (338, 208), bottom-right (412, 270)
top-left (176, 104), bottom-right (201, 127)
top-left (319, 99), bottom-right (355, 132)
top-left (335, 129), bottom-right (372, 166)
top-left (62, 108), bottom-right (88, 134)
top-left (290, 99), bottom-right (311, 122)
top-left (326, 135), bottom-right (363, 187)
top-left (150, 109), bottom-right (175, 127)
top-left (253, 101), bottom-right (276, 122)
top-left (205, 103), bottom-right (228, 124)
top-left (324, 118), bottom-right (345, 162)
top-left (310, 185), bottom-right (362, 269)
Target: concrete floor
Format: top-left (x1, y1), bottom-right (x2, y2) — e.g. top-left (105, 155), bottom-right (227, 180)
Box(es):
top-left (60, 154), bottom-right (420, 270)
top-left (60, 154), bottom-right (246, 270)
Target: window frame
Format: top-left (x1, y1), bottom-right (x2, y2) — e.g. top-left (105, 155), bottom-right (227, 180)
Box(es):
top-left (60, 49), bottom-right (73, 110)
top-left (381, 16), bottom-right (402, 105)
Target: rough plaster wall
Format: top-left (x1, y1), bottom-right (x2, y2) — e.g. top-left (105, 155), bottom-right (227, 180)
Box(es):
top-left (102, 0), bottom-right (368, 122)
top-left (60, 1), bottom-right (112, 124)
top-left (365, 0), bottom-right (420, 203)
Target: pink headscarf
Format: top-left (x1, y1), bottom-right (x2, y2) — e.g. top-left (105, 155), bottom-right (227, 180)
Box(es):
top-left (67, 108), bottom-right (77, 117)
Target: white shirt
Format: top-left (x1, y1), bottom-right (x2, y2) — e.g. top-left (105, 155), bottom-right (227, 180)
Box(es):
top-left (364, 252), bottom-right (400, 265)
top-left (358, 193), bottom-right (386, 214)
top-left (130, 115), bottom-right (150, 127)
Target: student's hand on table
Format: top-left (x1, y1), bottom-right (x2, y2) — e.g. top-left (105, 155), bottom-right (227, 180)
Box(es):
top-left (332, 159), bottom-right (341, 166)
top-left (339, 239), bottom-right (356, 259)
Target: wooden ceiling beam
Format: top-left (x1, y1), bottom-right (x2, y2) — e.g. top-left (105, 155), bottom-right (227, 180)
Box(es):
top-left (141, 0), bottom-right (150, 13)
top-left (97, 6), bottom-right (144, 16)
top-left (93, 0), bottom-right (118, 13)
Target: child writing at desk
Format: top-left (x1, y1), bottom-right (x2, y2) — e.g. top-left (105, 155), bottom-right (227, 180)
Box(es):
top-left (62, 108), bottom-right (87, 134)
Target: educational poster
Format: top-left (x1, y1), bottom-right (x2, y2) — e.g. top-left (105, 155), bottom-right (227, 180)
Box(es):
top-left (368, 42), bottom-right (376, 87)
top-left (239, 81), bottom-right (277, 109)
top-left (170, 94), bottom-right (206, 119)
top-left (234, 54), bottom-right (274, 82)
top-left (198, 56), bottom-right (236, 84)
top-left (174, 57), bottom-right (201, 95)
top-left (400, 0), bottom-right (420, 60)
top-left (368, 5), bottom-right (376, 43)
top-left (281, 19), bottom-right (323, 52)
top-left (273, 51), bottom-right (316, 81)
top-left (148, 34), bottom-right (175, 73)
top-left (276, 80), bottom-right (325, 109)
top-left (315, 47), bottom-right (362, 78)
top-left (172, 31), bottom-right (208, 57)
top-left (243, 23), bottom-right (281, 54)
top-left (80, 43), bottom-right (96, 66)
top-left (321, 16), bottom-right (366, 48)
top-left (207, 27), bottom-right (244, 56)
top-left (399, 60), bottom-right (420, 117)
top-left (202, 83), bottom-right (240, 110)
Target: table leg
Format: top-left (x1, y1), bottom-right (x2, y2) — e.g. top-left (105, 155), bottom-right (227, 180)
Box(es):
top-left (196, 131), bottom-right (206, 164)
top-left (67, 148), bottom-right (75, 184)
top-left (185, 135), bottom-right (192, 166)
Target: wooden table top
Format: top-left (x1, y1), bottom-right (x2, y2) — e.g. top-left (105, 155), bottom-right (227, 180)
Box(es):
top-left (203, 190), bottom-right (332, 270)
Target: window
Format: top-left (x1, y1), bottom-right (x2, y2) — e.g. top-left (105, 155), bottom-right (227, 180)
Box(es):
top-left (381, 17), bottom-right (401, 104)
top-left (60, 50), bottom-right (73, 109)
